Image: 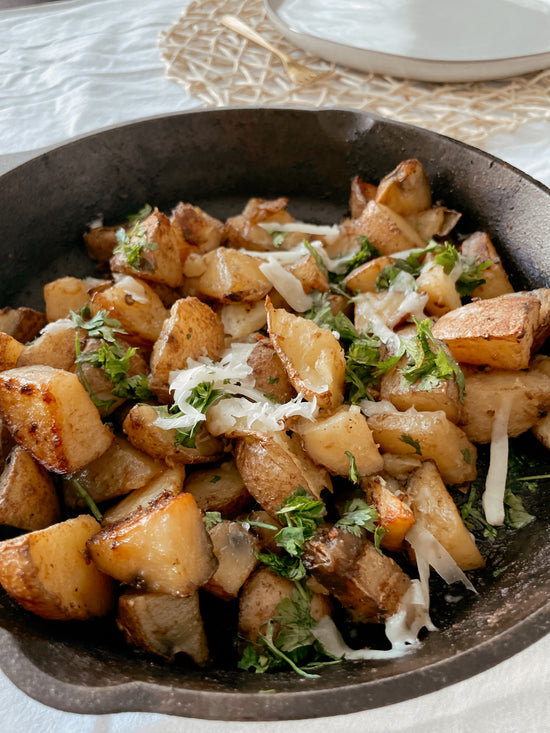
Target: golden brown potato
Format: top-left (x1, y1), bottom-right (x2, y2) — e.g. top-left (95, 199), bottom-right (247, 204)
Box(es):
top-left (83, 224), bottom-right (121, 262)
top-left (223, 214), bottom-right (277, 252)
top-left (303, 527), bottom-right (411, 622)
top-left (0, 514), bottom-right (114, 620)
top-left (287, 255), bottom-right (329, 294)
top-left (0, 445), bottom-right (61, 530)
top-left (296, 405), bottom-right (383, 478)
top-left (431, 292), bottom-right (541, 370)
top-left (219, 300), bottom-right (267, 339)
top-left (149, 297), bottom-right (225, 402)
top-left (0, 365), bottom-right (113, 473)
top-left (102, 467), bottom-right (185, 525)
top-left (17, 319), bottom-right (80, 371)
top-left (185, 248), bottom-right (272, 303)
top-left (344, 255), bottom-right (395, 294)
top-left (241, 197), bottom-right (293, 225)
top-left (349, 175), bottom-right (377, 219)
top-left (184, 459), bottom-right (251, 518)
top-left (375, 159), bottom-right (432, 217)
top-left (238, 566), bottom-right (331, 643)
top-left (117, 590), bottom-right (209, 664)
top-left (234, 430), bottom-right (332, 516)
top-left (63, 435), bottom-right (164, 511)
top-left (172, 202), bottom-right (224, 254)
top-left (0, 333), bottom-right (24, 371)
top-left (43, 277), bottom-right (91, 322)
top-left (90, 276), bottom-right (169, 348)
top-left (123, 403), bottom-right (225, 466)
top-left (0, 306), bottom-right (46, 343)
top-left (87, 492), bottom-right (217, 596)
top-left (204, 520), bottom-right (260, 600)
top-left (416, 263), bottom-right (462, 317)
top-left (348, 200), bottom-right (425, 255)
top-left (266, 300), bottom-right (345, 410)
top-left (460, 231), bottom-right (514, 300)
top-left (362, 474), bottom-right (416, 552)
top-left (406, 461), bottom-right (484, 570)
top-left (246, 338), bottom-right (296, 404)
top-left (367, 408), bottom-right (477, 485)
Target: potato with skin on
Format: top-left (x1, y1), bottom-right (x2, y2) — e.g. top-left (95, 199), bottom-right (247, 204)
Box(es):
top-left (375, 159), bottom-right (432, 217)
top-left (406, 460), bottom-right (484, 571)
top-left (0, 306), bottom-right (46, 344)
top-left (239, 566), bottom-right (331, 643)
top-left (367, 408), bottom-right (477, 485)
top-left (246, 338), bottom-right (296, 405)
top-left (223, 214), bottom-right (277, 252)
top-left (149, 297), bottom-right (225, 403)
top-left (405, 206), bottom-right (461, 242)
top-left (266, 299), bottom-right (345, 410)
top-left (0, 333), bottom-right (24, 371)
top-left (185, 248), bottom-right (272, 303)
top-left (172, 202), bottom-right (224, 254)
top-left (123, 402), bottom-right (225, 466)
top-left (84, 224), bottom-right (121, 263)
top-left (87, 492), bottom-right (217, 597)
top-left (296, 405), bottom-right (383, 478)
top-left (0, 365), bottom-right (113, 474)
top-left (43, 277), bottom-right (91, 322)
top-left (235, 429), bottom-right (332, 516)
top-left (458, 364), bottom-right (550, 444)
top-left (62, 435), bottom-right (165, 511)
top-left (17, 319), bottom-right (82, 371)
top-left (287, 254), bottom-right (329, 294)
top-left (102, 467), bottom-right (185, 525)
top-left (0, 514), bottom-right (114, 620)
top-left (117, 590), bottom-right (209, 664)
top-left (362, 474), bottom-right (416, 553)
top-left (348, 200), bottom-right (425, 255)
top-left (0, 445), bottom-right (61, 531)
top-left (349, 175), bottom-right (377, 219)
top-left (303, 526), bottom-right (412, 623)
top-left (184, 459), bottom-right (251, 518)
top-left (110, 209), bottom-right (186, 288)
top-left (344, 255), bottom-right (395, 294)
top-left (460, 231), bottom-right (514, 300)
top-left (431, 292), bottom-right (541, 370)
top-left (204, 520), bottom-right (260, 600)
top-left (90, 276), bottom-right (168, 348)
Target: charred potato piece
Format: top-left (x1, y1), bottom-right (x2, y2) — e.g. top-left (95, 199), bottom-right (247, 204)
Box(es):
top-left (149, 297), bottom-right (225, 403)
top-left (0, 306), bottom-right (46, 343)
top-left (186, 248), bottom-right (272, 303)
top-left (0, 365), bottom-right (113, 473)
top-left (204, 520), bottom-right (260, 600)
top-left (266, 300), bottom-right (345, 410)
top-left (348, 200), bottom-right (425, 255)
top-left (117, 590), bottom-right (209, 664)
top-left (17, 319), bottom-right (80, 371)
top-left (184, 459), bottom-right (251, 518)
top-left (172, 202), bottom-right (224, 254)
top-left (406, 461), bottom-right (484, 570)
top-left (375, 159), bottom-right (432, 217)
top-left (431, 292), bottom-right (541, 370)
top-left (349, 175), bottom-right (377, 219)
top-left (87, 492), bottom-right (217, 596)
top-left (0, 514), bottom-right (114, 620)
top-left (123, 403), bottom-right (225, 466)
top-left (460, 231), bottom-right (514, 300)
top-left (102, 467), bottom-right (184, 525)
top-left (43, 277), bottom-right (91, 322)
top-left (362, 474), bottom-right (416, 552)
top-left (0, 333), bottom-right (24, 371)
top-left (0, 445), bottom-right (61, 530)
top-left (246, 338), bottom-right (296, 404)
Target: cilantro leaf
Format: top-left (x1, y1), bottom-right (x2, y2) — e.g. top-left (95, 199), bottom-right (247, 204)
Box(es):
top-left (345, 451), bottom-right (360, 484)
top-left (70, 478), bottom-right (103, 522)
top-left (335, 497), bottom-right (379, 537)
top-left (203, 511), bottom-right (223, 531)
top-left (169, 382), bottom-right (224, 448)
top-left (339, 235), bottom-right (380, 276)
top-left (400, 434), bottom-right (422, 456)
top-left (114, 215), bottom-right (158, 270)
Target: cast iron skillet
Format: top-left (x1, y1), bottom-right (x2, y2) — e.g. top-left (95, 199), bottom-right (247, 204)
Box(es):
top-left (0, 107), bottom-right (549, 720)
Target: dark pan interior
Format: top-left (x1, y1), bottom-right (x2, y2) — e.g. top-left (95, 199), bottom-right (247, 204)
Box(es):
top-left (0, 107), bottom-right (549, 720)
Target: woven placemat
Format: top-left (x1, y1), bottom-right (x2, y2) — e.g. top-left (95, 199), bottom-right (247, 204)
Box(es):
top-left (159, 0), bottom-right (550, 146)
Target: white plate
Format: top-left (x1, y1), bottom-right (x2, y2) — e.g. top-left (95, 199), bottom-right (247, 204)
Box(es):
top-left (265, 0), bottom-right (550, 82)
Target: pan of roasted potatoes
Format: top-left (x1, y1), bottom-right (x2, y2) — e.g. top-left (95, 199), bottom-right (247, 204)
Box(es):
top-left (0, 107), bottom-right (549, 720)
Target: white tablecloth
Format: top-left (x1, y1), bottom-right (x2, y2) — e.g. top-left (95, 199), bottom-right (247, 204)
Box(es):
top-left (1, 1), bottom-right (549, 731)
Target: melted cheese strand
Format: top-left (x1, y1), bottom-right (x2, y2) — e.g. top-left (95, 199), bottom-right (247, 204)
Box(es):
top-left (483, 392), bottom-right (514, 526)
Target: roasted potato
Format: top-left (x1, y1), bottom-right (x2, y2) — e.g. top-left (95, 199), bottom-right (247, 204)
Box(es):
top-left (0, 306), bottom-right (46, 343)
top-left (0, 333), bottom-right (24, 371)
top-left (17, 318), bottom-right (80, 371)
top-left (204, 520), bottom-right (260, 600)
top-left (348, 200), bottom-right (425, 254)
top-left (184, 248), bottom-right (272, 303)
top-left (362, 474), bottom-right (416, 552)
top-left (460, 231), bottom-right (514, 300)
top-left (375, 158), bottom-right (432, 217)
top-left (43, 276), bottom-right (91, 322)
top-left (184, 459), bottom-right (251, 517)
top-left (172, 201), bottom-right (224, 254)
top-left (102, 467), bottom-right (184, 525)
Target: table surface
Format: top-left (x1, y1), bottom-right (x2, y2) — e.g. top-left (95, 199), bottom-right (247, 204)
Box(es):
top-left (1, 1), bottom-right (550, 732)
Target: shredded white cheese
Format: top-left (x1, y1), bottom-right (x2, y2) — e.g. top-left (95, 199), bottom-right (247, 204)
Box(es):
top-left (483, 392), bottom-right (514, 526)
top-left (112, 275), bottom-right (148, 304)
top-left (258, 259), bottom-right (314, 312)
top-left (312, 616), bottom-right (412, 660)
top-left (257, 220), bottom-right (340, 245)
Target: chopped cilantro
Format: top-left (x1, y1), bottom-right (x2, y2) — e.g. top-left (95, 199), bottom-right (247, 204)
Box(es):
top-left (71, 478), bottom-right (103, 522)
top-left (304, 240), bottom-right (328, 276)
top-left (343, 235), bottom-right (380, 274)
top-left (171, 382), bottom-right (224, 448)
top-left (400, 434), bottom-right (422, 456)
top-left (269, 231), bottom-right (286, 248)
top-left (345, 451), bottom-right (360, 484)
top-left (335, 497), bottom-right (379, 538)
top-left (114, 214), bottom-right (158, 270)
top-left (203, 511), bottom-right (223, 531)
top-left (209, 474), bottom-right (222, 484)
top-left (126, 203), bottom-right (152, 227)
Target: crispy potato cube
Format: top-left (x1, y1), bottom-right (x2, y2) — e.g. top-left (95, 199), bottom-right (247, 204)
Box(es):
top-left (43, 277), bottom-right (91, 322)
top-left (0, 514), bottom-right (114, 620)
top-left (90, 276), bottom-right (168, 348)
top-left (239, 566), bottom-right (331, 643)
top-left (287, 255), bottom-right (329, 294)
top-left (296, 405), bottom-right (383, 478)
top-left (123, 403), bottom-right (225, 466)
top-left (0, 445), bottom-right (61, 530)
top-left (184, 459), bottom-right (251, 517)
top-left (220, 300), bottom-right (267, 339)
top-left (303, 527), bottom-right (411, 622)
top-left (63, 435), bottom-right (164, 511)
top-left (0, 333), bottom-right (24, 371)
top-left (83, 224), bottom-right (120, 262)
top-left (17, 319), bottom-right (80, 371)
top-left (204, 521), bottom-right (260, 600)
top-left (416, 263), bottom-right (462, 317)
top-left (460, 232), bottom-right (514, 300)
top-left (235, 430), bottom-right (332, 516)
top-left (344, 255), bottom-right (395, 294)
top-left (349, 200), bottom-right (425, 255)
top-left (349, 175), bottom-right (377, 219)
top-left (110, 209), bottom-right (186, 288)
top-left (102, 467), bottom-right (184, 525)
top-left (186, 248), bottom-right (272, 303)
top-left (247, 338), bottom-right (296, 404)
top-left (431, 293), bottom-right (540, 370)
top-left (0, 306), bottom-right (46, 343)
top-left (267, 300), bottom-right (345, 410)
top-left (379, 355), bottom-right (462, 423)
top-left (117, 590), bottom-right (209, 664)
top-left (172, 202), bottom-right (223, 254)
top-left (223, 215), bottom-right (276, 252)
top-left (87, 492), bottom-right (217, 596)
top-left (149, 297), bottom-right (225, 402)
top-left (367, 409), bottom-right (477, 485)
top-left (0, 365), bottom-right (113, 473)
top-left (459, 365), bottom-right (550, 443)
top-left (375, 159), bottom-right (432, 217)
top-left (362, 475), bottom-right (416, 552)
top-left (406, 461), bottom-right (484, 570)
